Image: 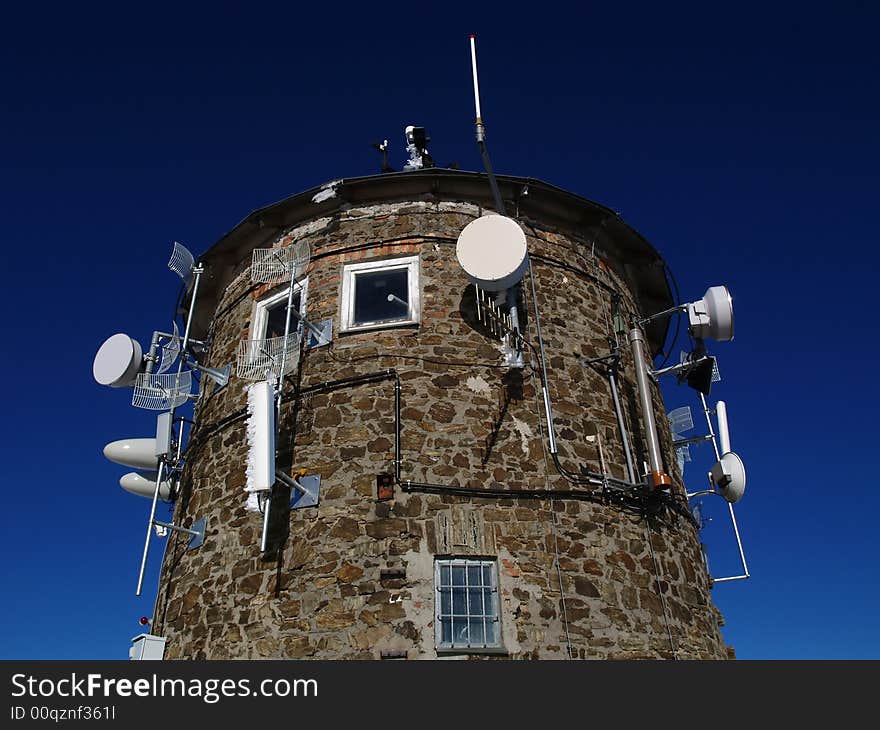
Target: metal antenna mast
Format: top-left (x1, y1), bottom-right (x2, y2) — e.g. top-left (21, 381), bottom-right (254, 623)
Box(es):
top-left (136, 244), bottom-right (204, 596)
top-left (469, 34), bottom-right (522, 367)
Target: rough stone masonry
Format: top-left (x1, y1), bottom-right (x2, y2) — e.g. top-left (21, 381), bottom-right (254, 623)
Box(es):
top-left (151, 172), bottom-right (732, 660)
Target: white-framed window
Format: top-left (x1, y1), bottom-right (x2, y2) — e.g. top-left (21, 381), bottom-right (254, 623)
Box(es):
top-left (434, 558), bottom-right (502, 652)
top-left (251, 279), bottom-right (309, 340)
top-left (339, 255), bottom-right (420, 333)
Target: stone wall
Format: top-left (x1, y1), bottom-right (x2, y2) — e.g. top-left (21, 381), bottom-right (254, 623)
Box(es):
top-left (152, 199), bottom-right (730, 660)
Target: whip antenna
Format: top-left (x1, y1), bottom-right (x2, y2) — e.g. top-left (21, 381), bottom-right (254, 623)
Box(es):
top-left (469, 34), bottom-right (505, 215)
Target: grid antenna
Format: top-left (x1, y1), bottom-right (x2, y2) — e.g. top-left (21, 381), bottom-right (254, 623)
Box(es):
top-left (168, 241), bottom-right (195, 283)
top-left (132, 371), bottom-right (192, 410)
top-left (236, 332), bottom-right (301, 381)
top-left (667, 405), bottom-right (694, 473)
top-left (156, 322), bottom-right (181, 374)
top-left (251, 241), bottom-right (310, 285)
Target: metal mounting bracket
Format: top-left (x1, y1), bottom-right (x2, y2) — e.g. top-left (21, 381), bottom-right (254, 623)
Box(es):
top-left (152, 517), bottom-right (207, 551)
top-left (275, 470), bottom-right (321, 509)
top-left (306, 319), bottom-right (333, 349)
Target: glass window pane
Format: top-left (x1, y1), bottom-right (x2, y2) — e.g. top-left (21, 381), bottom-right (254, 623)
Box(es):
top-left (265, 292), bottom-right (301, 339)
top-left (454, 619), bottom-right (469, 645)
top-left (452, 587), bottom-right (466, 615)
top-left (468, 588), bottom-right (483, 616)
top-left (440, 618), bottom-right (451, 644)
top-left (468, 566), bottom-right (482, 586)
top-left (451, 565), bottom-right (465, 586)
top-left (482, 565), bottom-right (494, 586)
top-left (353, 268), bottom-right (409, 325)
top-left (483, 588), bottom-right (495, 617)
top-left (469, 619), bottom-right (485, 646)
top-left (440, 565), bottom-right (451, 585)
top-left (484, 620), bottom-right (498, 646)
top-left (440, 588), bottom-right (451, 615)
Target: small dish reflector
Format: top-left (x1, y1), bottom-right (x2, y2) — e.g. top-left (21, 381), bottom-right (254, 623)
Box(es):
top-left (103, 438), bottom-right (159, 470)
top-left (456, 215), bottom-right (528, 292)
top-left (687, 286), bottom-right (734, 342)
top-left (93, 334), bottom-right (144, 388)
top-left (120, 472), bottom-right (172, 501)
top-left (710, 451), bottom-right (746, 503)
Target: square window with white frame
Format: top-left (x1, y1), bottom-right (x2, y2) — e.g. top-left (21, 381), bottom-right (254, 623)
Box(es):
top-left (435, 558), bottom-right (502, 652)
top-left (340, 255), bottom-right (420, 333)
top-left (252, 279), bottom-right (308, 341)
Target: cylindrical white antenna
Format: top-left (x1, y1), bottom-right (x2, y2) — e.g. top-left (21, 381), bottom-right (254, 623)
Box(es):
top-left (716, 400), bottom-right (731, 455)
top-left (470, 34), bottom-right (482, 123)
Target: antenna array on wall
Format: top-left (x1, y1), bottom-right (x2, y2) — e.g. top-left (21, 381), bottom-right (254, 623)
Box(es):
top-left (236, 332), bottom-right (301, 381)
top-left (251, 242), bottom-right (310, 285)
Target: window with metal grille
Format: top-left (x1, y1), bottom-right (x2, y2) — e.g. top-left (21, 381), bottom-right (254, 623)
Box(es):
top-left (340, 256), bottom-right (420, 332)
top-left (434, 558), bottom-right (501, 651)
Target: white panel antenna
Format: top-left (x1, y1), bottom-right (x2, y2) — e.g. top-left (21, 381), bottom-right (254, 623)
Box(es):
top-left (168, 241), bottom-right (195, 283)
top-left (131, 371), bottom-right (192, 410)
top-left (251, 241), bottom-right (310, 285)
top-left (236, 332), bottom-right (301, 381)
top-left (245, 380), bottom-right (276, 513)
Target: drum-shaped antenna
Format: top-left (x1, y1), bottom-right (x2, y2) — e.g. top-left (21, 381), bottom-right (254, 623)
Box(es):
top-left (687, 285), bottom-right (734, 342)
top-left (251, 241), bottom-right (310, 285)
top-left (93, 334), bottom-right (144, 388)
top-left (157, 322), bottom-right (181, 374)
top-left (131, 371), bottom-right (192, 410)
top-left (103, 438), bottom-right (160, 470)
top-left (168, 241), bottom-right (195, 282)
top-left (119, 472), bottom-right (173, 501)
top-left (456, 215), bottom-right (528, 292)
top-left (236, 332), bottom-right (300, 381)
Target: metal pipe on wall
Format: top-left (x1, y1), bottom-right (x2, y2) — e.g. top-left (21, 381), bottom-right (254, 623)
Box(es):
top-left (628, 326), bottom-right (672, 490)
top-left (136, 265), bottom-right (203, 596)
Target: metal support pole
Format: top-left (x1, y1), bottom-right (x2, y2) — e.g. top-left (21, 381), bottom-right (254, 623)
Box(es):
top-left (152, 520), bottom-right (201, 538)
top-left (260, 272), bottom-right (298, 554)
top-left (699, 392), bottom-right (721, 461)
top-left (628, 326), bottom-right (672, 489)
top-left (136, 265), bottom-right (202, 596)
top-left (608, 368), bottom-right (637, 483)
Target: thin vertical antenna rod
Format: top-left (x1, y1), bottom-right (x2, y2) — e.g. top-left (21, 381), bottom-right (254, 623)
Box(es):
top-left (136, 262), bottom-right (203, 596)
top-left (699, 393), bottom-right (721, 461)
top-left (470, 34), bottom-right (482, 123)
top-left (469, 34), bottom-right (505, 215)
top-left (261, 268), bottom-right (298, 553)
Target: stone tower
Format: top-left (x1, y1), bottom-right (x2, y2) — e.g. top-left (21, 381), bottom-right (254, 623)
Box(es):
top-left (152, 169), bottom-right (731, 660)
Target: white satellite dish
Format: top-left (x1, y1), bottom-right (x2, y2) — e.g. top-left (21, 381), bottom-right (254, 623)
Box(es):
top-left (93, 334), bottom-right (144, 388)
top-left (710, 451), bottom-right (746, 503)
top-left (456, 215), bottom-right (528, 292)
top-left (687, 285), bottom-right (734, 342)
top-left (120, 472), bottom-right (172, 501)
top-left (103, 438), bottom-right (159, 470)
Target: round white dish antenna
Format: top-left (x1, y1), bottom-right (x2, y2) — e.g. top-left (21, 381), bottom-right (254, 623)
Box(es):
top-left (687, 286), bottom-right (734, 342)
top-left (710, 451), bottom-right (746, 503)
top-left (103, 438), bottom-right (159, 470)
top-left (120, 471), bottom-right (172, 501)
top-left (93, 334), bottom-right (144, 388)
top-left (456, 215), bottom-right (528, 292)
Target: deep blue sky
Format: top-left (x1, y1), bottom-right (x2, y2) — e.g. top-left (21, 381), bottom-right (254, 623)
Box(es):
top-left (2, 2), bottom-right (877, 659)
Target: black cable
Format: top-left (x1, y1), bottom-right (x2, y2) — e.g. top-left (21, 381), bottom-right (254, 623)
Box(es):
top-left (654, 261), bottom-right (683, 369)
